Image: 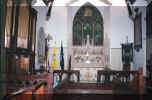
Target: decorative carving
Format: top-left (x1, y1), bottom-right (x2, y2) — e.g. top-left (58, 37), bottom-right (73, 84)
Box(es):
top-left (84, 71), bottom-right (93, 81)
top-left (70, 4), bottom-right (111, 82)
top-left (73, 4), bottom-right (103, 46)
top-left (72, 34), bottom-right (106, 67)
top-left (73, 67), bottom-right (104, 82)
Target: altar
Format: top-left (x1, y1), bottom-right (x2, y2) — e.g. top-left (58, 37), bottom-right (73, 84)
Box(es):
top-left (71, 35), bottom-right (110, 83)
top-left (72, 67), bottom-right (104, 83)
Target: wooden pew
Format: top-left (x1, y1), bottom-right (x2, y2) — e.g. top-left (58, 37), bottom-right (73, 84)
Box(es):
top-left (97, 68), bottom-right (144, 94)
top-left (32, 81), bottom-right (46, 100)
top-left (2, 87), bottom-right (33, 100)
top-left (2, 73), bottom-right (53, 100)
top-left (97, 70), bottom-right (139, 88)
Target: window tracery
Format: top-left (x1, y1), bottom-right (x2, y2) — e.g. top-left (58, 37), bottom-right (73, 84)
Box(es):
top-left (73, 3), bottom-right (104, 46)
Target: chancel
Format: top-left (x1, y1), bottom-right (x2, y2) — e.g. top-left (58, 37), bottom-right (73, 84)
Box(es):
top-left (72, 33), bottom-right (107, 82)
top-left (0, 0), bottom-right (152, 100)
top-left (69, 2), bottom-right (110, 82)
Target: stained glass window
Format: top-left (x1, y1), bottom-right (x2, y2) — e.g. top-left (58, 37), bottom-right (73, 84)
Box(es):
top-left (73, 3), bottom-right (103, 46)
top-left (73, 22), bottom-right (82, 45)
top-left (84, 7), bottom-right (92, 16)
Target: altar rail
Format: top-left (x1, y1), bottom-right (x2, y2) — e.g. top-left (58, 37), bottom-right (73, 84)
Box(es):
top-left (53, 70), bottom-right (140, 87)
top-left (53, 70), bottom-right (80, 84)
top-left (97, 70), bottom-right (139, 88)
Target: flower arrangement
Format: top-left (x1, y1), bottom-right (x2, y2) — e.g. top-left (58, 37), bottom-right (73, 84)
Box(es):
top-left (74, 56), bottom-right (81, 62)
top-left (95, 56), bottom-right (101, 62)
top-left (39, 56), bottom-right (44, 63)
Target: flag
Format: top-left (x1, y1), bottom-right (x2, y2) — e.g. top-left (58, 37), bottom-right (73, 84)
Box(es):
top-left (53, 76), bottom-right (59, 88)
top-left (68, 56), bottom-right (72, 71)
top-left (60, 41), bottom-right (64, 70)
top-left (45, 39), bottom-right (49, 71)
top-left (51, 43), bottom-right (57, 70)
top-left (51, 43), bottom-right (59, 88)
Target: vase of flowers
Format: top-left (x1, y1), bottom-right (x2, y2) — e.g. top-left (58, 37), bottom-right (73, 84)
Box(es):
top-left (95, 56), bottom-right (101, 63)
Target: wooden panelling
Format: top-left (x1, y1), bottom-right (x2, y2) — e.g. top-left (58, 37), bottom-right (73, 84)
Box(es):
top-left (17, 6), bottom-right (29, 48)
top-left (4, 0), bottom-right (37, 74)
top-left (5, 6), bottom-right (12, 48)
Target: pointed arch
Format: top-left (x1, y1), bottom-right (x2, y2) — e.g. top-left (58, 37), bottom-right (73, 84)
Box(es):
top-left (73, 2), bottom-right (104, 46)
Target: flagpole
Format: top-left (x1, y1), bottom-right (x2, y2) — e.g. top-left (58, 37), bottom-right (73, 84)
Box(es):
top-left (47, 43), bottom-right (49, 72)
top-left (46, 39), bottom-right (48, 72)
top-left (46, 34), bottom-right (53, 72)
top-left (60, 41), bottom-right (64, 70)
top-left (52, 42), bottom-right (58, 87)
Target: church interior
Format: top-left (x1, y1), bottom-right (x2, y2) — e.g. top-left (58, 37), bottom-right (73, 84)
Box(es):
top-left (0, 0), bottom-right (152, 100)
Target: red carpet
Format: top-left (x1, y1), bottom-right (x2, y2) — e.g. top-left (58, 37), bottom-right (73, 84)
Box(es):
top-left (55, 83), bottom-right (112, 90)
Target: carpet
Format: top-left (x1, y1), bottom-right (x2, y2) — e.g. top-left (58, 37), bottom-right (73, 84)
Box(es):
top-left (54, 83), bottom-right (113, 94)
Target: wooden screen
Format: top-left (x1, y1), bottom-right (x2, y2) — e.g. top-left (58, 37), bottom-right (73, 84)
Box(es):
top-left (5, 0), bottom-right (13, 48)
top-left (4, 0), bottom-right (37, 74)
top-left (32, 16), bottom-right (37, 51)
top-left (5, 7), bottom-right (12, 48)
top-left (16, 56), bottom-right (30, 73)
top-left (17, 6), bottom-right (29, 48)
